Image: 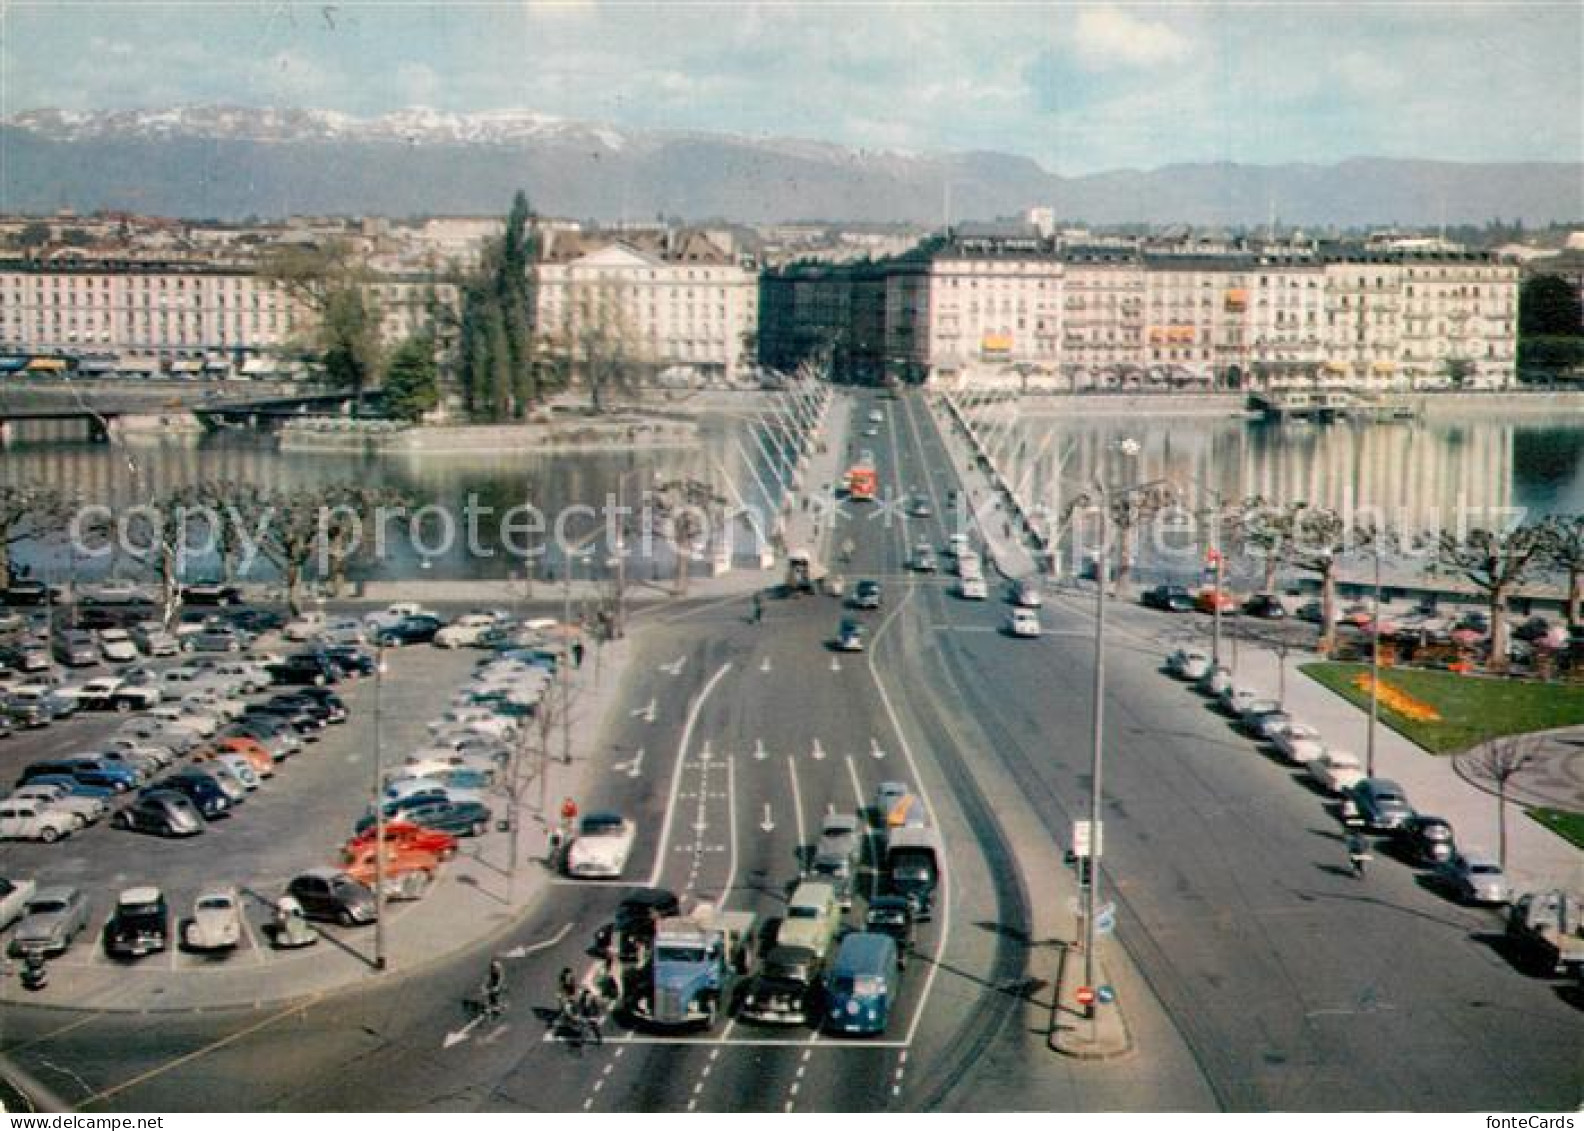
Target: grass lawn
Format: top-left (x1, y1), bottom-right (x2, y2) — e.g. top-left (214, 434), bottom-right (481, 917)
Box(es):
top-left (1301, 662), bottom-right (1584, 754)
top-left (1529, 807), bottom-right (1584, 852)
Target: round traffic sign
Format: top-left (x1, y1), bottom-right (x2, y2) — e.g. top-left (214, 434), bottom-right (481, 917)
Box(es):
top-left (1075, 985), bottom-right (1096, 1006)
top-left (1097, 985), bottom-right (1117, 1004)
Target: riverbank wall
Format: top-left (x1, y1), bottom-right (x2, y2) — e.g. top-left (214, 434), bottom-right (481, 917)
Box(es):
top-left (1013, 389), bottom-right (1584, 419)
top-left (279, 416), bottom-right (700, 454)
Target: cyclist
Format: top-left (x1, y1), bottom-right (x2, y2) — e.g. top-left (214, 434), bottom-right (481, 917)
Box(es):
top-left (483, 958), bottom-right (507, 1020)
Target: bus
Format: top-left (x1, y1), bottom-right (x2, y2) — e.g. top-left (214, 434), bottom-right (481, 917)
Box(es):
top-left (846, 465), bottom-right (878, 502)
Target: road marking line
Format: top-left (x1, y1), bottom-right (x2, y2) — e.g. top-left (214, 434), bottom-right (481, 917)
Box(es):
top-left (787, 754), bottom-right (807, 853)
top-left (648, 661), bottom-right (733, 889)
top-left (77, 993), bottom-right (324, 1107)
top-left (753, 738), bottom-right (768, 761)
top-left (721, 754), bottom-right (739, 907)
top-left (811, 737), bottom-right (826, 761)
top-left (760, 655), bottom-right (772, 673)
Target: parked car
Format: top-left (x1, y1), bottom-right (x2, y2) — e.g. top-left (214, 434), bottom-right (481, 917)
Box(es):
top-left (1269, 721), bottom-right (1326, 763)
top-left (375, 614), bottom-right (444, 647)
top-left (1307, 749), bottom-right (1365, 794)
top-left (147, 774), bottom-right (229, 821)
top-left (1399, 815), bottom-right (1457, 866)
top-left (0, 643), bottom-right (50, 673)
top-left (322, 645), bottom-right (376, 679)
top-left (267, 652), bottom-right (339, 687)
top-left (9, 782), bottom-right (107, 827)
top-left (1195, 589), bottom-right (1237, 614)
top-left (342, 820), bottom-right (459, 864)
top-left (1143, 585), bottom-right (1196, 613)
top-left (433, 613), bottom-right (500, 649)
top-left (102, 886), bottom-right (170, 959)
top-left (287, 869), bottom-right (378, 926)
top-left (357, 798), bottom-right (492, 839)
top-left (1242, 593), bottom-right (1288, 619)
top-left (129, 622), bottom-right (180, 657)
top-left (97, 628), bottom-right (139, 663)
top-left (1296, 600), bottom-right (1339, 625)
top-left (565, 811), bottom-right (638, 878)
top-left (225, 608), bottom-right (284, 635)
top-left (1241, 705), bottom-right (1293, 739)
top-left (180, 582), bottom-right (243, 607)
top-left (1216, 685), bottom-right (1267, 717)
top-left (295, 687), bottom-right (348, 723)
top-left (73, 676), bottom-right (161, 713)
top-left (282, 612), bottom-right (327, 642)
top-left (0, 876), bottom-right (37, 931)
top-left (0, 798), bottom-right (77, 842)
top-left (186, 624), bottom-right (248, 653)
top-left (342, 842), bottom-right (441, 900)
top-left (2, 579), bottom-right (60, 606)
top-left (911, 545), bottom-right (939, 573)
top-left (80, 579), bottom-right (151, 607)
top-left (1350, 778), bottom-right (1415, 832)
top-left (1011, 578), bottom-right (1043, 608)
top-left (1437, 852), bottom-right (1510, 904)
top-left (21, 757), bottom-right (138, 794)
top-left (7, 885), bottom-right (90, 957)
top-left (206, 736), bottom-right (276, 777)
top-left (182, 886), bottom-right (244, 951)
top-left (114, 789), bottom-right (208, 835)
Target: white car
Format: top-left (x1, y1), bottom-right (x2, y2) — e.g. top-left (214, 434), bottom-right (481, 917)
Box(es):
top-left (79, 578), bottom-right (150, 605)
top-left (1217, 685), bottom-right (1266, 717)
top-left (98, 628), bottom-right (139, 663)
top-left (1007, 608), bottom-right (1042, 638)
top-left (182, 690), bottom-right (245, 721)
top-left (434, 613), bottom-right (501, 649)
top-left (959, 576), bottom-right (989, 600)
top-left (321, 618), bottom-right (367, 646)
top-left (183, 886), bottom-right (243, 952)
top-left (10, 783), bottom-right (107, 827)
top-left (364, 603), bottom-right (434, 632)
top-left (1308, 749), bottom-right (1365, 794)
top-left (956, 552), bottom-right (983, 578)
top-left (213, 754), bottom-right (262, 791)
top-left (564, 811), bottom-right (637, 878)
top-left (0, 799), bottom-right (76, 843)
top-left (148, 704), bottom-right (219, 737)
top-left (1269, 722), bottom-right (1326, 763)
top-left (204, 660), bottom-right (270, 694)
top-left (100, 739), bottom-right (178, 769)
top-left (946, 534), bottom-right (971, 559)
top-left (1166, 647), bottom-right (1211, 680)
top-left (130, 622), bottom-right (180, 657)
top-left (429, 707), bottom-right (516, 740)
top-left (0, 876), bottom-right (38, 931)
top-left (399, 754), bottom-right (501, 781)
top-left (282, 613), bottom-right (326, 642)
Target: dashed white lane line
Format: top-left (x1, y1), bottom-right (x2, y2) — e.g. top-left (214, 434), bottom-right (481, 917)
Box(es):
top-left (649, 661), bottom-right (733, 889)
top-left (787, 753), bottom-right (807, 853)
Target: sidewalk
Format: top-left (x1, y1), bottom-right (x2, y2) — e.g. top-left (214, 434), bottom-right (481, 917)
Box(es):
top-left (1138, 605), bottom-right (1583, 893)
top-left (926, 392), bottom-right (1039, 580)
top-left (779, 387), bottom-right (847, 573)
top-left (0, 634), bottom-right (638, 1014)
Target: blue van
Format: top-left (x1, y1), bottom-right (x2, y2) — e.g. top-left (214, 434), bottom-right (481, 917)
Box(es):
top-left (822, 932), bottom-right (899, 1036)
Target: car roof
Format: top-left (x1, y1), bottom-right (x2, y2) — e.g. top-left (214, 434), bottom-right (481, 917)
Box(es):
top-left (118, 885), bottom-right (163, 904)
top-left (30, 885), bottom-right (80, 903)
top-left (296, 867), bottom-right (350, 881)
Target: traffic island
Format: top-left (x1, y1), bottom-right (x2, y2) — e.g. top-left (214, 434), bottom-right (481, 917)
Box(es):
top-left (1049, 943), bottom-right (1133, 1060)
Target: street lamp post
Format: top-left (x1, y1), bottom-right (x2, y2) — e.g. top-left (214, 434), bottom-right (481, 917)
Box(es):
top-left (372, 642), bottom-right (388, 970)
top-left (1366, 541), bottom-right (1383, 778)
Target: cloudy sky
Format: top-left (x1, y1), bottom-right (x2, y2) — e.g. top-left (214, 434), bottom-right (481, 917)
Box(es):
top-left (3, 2), bottom-right (1578, 173)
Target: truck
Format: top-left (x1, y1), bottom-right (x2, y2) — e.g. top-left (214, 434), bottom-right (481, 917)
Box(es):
top-left (777, 881), bottom-right (840, 960)
top-left (845, 464), bottom-right (878, 503)
top-left (883, 824), bottom-right (943, 922)
top-left (1506, 889), bottom-right (1584, 977)
top-left (783, 549), bottom-right (828, 597)
top-left (630, 902), bottom-right (757, 1029)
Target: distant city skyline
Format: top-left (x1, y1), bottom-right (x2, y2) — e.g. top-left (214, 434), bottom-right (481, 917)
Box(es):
top-left (2, 2), bottom-right (1579, 175)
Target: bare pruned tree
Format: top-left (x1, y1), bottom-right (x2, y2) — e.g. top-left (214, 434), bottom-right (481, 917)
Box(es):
top-left (1541, 515), bottom-right (1584, 629)
top-left (1437, 523), bottom-right (1548, 673)
top-left (0, 483), bottom-right (71, 584)
top-left (1465, 734), bottom-right (1540, 871)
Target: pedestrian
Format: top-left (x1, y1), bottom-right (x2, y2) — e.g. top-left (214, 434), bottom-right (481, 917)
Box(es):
top-left (572, 639), bottom-right (585, 668)
top-left (752, 591), bottom-right (764, 624)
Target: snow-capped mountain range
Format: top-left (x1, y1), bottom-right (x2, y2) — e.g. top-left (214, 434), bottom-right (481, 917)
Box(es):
top-left (2, 105), bottom-right (1579, 227)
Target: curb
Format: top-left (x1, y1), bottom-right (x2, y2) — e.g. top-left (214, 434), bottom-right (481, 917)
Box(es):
top-left (1048, 942), bottom-right (1134, 1061)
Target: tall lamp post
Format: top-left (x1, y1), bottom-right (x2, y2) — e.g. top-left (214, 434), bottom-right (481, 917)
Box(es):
top-left (1366, 539), bottom-right (1384, 778)
top-left (372, 641), bottom-right (388, 970)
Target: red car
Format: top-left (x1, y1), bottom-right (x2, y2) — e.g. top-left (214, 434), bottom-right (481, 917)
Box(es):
top-left (342, 820), bottom-right (458, 863)
top-left (1195, 588), bottom-right (1237, 614)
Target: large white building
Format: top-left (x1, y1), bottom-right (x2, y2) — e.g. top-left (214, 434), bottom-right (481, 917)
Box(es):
top-left (533, 227), bottom-right (759, 382)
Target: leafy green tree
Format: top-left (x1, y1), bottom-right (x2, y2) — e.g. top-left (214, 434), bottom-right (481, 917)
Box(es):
top-left (262, 240), bottom-right (384, 395)
top-left (1520, 275), bottom-right (1583, 338)
top-left (456, 190), bottom-right (539, 421)
top-left (16, 221), bottom-right (50, 249)
top-left (383, 336), bottom-right (440, 423)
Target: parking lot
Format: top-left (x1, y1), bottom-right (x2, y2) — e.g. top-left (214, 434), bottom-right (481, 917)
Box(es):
top-left (0, 621), bottom-right (497, 975)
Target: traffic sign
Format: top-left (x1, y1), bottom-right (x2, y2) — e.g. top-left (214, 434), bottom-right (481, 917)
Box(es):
top-left (1072, 820), bottom-right (1104, 859)
top-left (1095, 908), bottom-right (1117, 936)
top-left (1097, 985), bottom-right (1117, 1005)
top-left (1075, 985), bottom-right (1096, 1007)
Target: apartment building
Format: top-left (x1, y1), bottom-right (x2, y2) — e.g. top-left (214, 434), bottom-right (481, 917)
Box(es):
top-left (534, 227), bottom-right (758, 382)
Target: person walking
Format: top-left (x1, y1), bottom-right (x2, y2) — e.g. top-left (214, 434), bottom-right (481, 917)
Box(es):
top-left (751, 591), bottom-right (764, 624)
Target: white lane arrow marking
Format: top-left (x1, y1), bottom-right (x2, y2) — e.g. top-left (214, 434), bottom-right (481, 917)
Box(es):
top-left (870, 737), bottom-right (886, 760)
top-left (760, 655), bottom-right (772, 673)
top-left (630, 698), bottom-right (657, 723)
top-left (661, 656), bottom-right (688, 676)
top-left (753, 738), bottom-right (768, 762)
top-left (830, 655), bottom-right (842, 672)
top-left (499, 921), bottom-right (574, 961)
top-left (613, 748), bottom-right (645, 778)
top-left (443, 1014), bottom-right (486, 1049)
top-left (760, 803), bottom-right (775, 833)
top-left (811, 738), bottom-right (827, 762)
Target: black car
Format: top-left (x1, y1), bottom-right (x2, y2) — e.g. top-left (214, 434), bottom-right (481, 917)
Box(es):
top-left (376, 614), bottom-right (443, 646)
top-left (51, 629), bottom-right (99, 666)
top-left (1, 579), bottom-right (62, 607)
top-left (1242, 593), bottom-right (1288, 620)
top-left (180, 583), bottom-right (244, 607)
top-left (112, 790), bottom-right (207, 836)
top-left (0, 643), bottom-right (50, 673)
top-left (740, 944), bottom-right (820, 1025)
top-left (1142, 585), bottom-right (1195, 613)
top-left (1399, 814), bottom-right (1456, 865)
top-left (863, 895), bottom-right (916, 964)
top-left (102, 887), bottom-right (170, 959)
top-left (851, 580), bottom-right (883, 610)
top-left (155, 772), bottom-right (233, 819)
top-left (267, 652), bottom-right (339, 687)
top-left (321, 645), bottom-right (376, 679)
top-left (1512, 616), bottom-right (1553, 644)
top-left (225, 608), bottom-right (284, 634)
top-left (242, 701), bottom-right (325, 737)
top-left (593, 887), bottom-right (681, 961)
top-left (287, 870), bottom-right (377, 927)
top-left (266, 693), bottom-right (339, 726)
top-left (294, 688), bottom-right (349, 723)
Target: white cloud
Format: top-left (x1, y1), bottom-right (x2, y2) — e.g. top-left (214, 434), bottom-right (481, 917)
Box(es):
top-left (1070, 6), bottom-right (1191, 69)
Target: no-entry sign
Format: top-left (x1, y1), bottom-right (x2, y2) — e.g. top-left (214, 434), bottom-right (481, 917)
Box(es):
top-left (1075, 985), bottom-right (1096, 1007)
